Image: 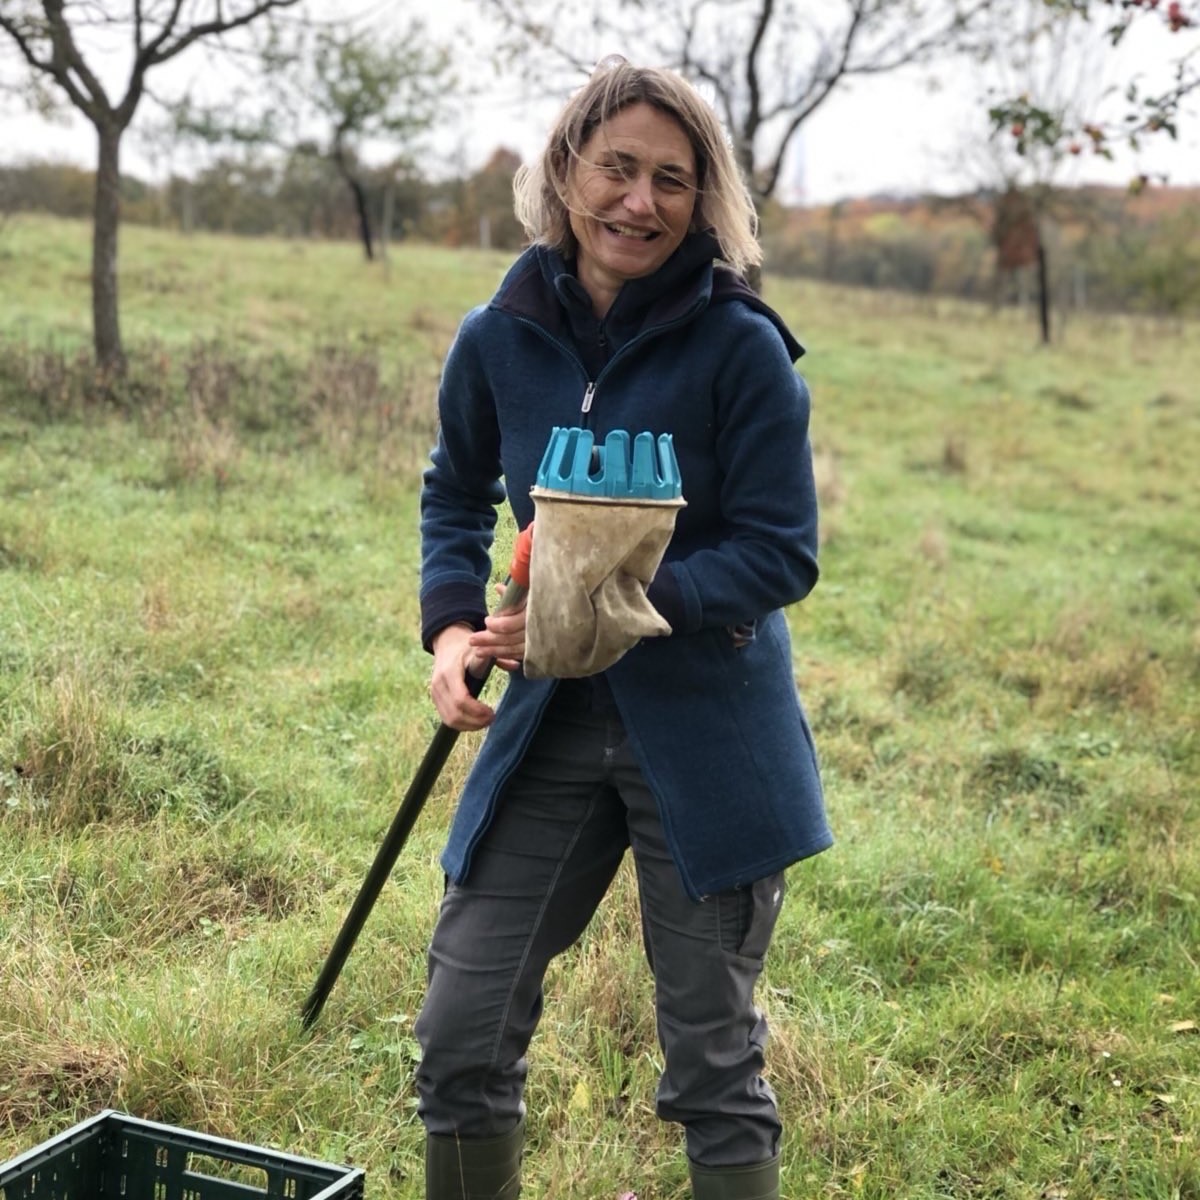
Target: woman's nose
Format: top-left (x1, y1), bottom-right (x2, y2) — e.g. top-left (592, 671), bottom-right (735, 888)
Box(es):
top-left (622, 173), bottom-right (654, 214)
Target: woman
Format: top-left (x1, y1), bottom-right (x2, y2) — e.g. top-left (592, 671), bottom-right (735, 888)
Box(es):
top-left (415, 57), bottom-right (831, 1200)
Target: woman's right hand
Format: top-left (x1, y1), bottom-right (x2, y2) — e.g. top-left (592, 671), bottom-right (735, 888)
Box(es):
top-left (429, 624), bottom-right (496, 731)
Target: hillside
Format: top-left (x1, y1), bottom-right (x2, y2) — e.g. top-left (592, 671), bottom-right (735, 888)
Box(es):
top-left (1, 219), bottom-right (1198, 1199)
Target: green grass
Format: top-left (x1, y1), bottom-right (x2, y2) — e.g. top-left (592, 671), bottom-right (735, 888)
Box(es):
top-left (1, 214), bottom-right (1198, 1198)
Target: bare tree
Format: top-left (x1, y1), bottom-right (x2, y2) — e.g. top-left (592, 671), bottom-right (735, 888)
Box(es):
top-left (0, 0), bottom-right (301, 372)
top-left (480, 0), bottom-right (988, 286)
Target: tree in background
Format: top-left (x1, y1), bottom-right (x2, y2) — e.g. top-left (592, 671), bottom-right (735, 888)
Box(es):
top-left (172, 17), bottom-right (452, 262)
top-left (267, 22), bottom-right (451, 261)
top-left (1080, 199), bottom-right (1200, 312)
top-left (0, 0), bottom-right (300, 372)
top-left (948, 0), bottom-right (1114, 342)
top-left (273, 145), bottom-right (366, 240)
top-left (424, 146), bottom-right (524, 249)
top-left (479, 0), bottom-right (989, 288)
top-left (989, 0), bottom-right (1199, 181)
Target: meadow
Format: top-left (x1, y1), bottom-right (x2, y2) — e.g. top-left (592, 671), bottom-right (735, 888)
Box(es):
top-left (0, 213), bottom-right (1197, 1199)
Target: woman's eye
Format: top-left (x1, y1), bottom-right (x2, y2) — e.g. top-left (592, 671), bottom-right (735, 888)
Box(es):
top-left (656, 175), bottom-right (689, 192)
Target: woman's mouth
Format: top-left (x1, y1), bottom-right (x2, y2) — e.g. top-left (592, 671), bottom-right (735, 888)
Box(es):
top-left (605, 222), bottom-right (658, 240)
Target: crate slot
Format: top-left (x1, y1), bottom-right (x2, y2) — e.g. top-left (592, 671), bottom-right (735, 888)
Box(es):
top-left (184, 1155), bottom-right (269, 1192)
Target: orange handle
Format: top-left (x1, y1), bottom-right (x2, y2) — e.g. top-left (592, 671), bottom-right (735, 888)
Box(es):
top-left (507, 522), bottom-right (534, 592)
top-left (465, 523), bottom-right (533, 693)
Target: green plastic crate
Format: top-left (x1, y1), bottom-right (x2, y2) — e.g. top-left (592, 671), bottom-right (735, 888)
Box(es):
top-left (0, 1110), bottom-right (364, 1200)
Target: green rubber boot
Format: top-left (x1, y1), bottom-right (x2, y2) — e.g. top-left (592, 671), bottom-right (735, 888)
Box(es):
top-left (425, 1122), bottom-right (523, 1199)
top-left (688, 1154), bottom-right (780, 1200)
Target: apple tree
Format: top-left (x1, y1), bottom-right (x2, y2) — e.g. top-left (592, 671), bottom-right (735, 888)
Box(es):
top-left (989, 0), bottom-right (1198, 186)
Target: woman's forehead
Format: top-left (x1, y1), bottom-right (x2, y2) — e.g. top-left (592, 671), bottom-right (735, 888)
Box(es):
top-left (582, 103), bottom-right (695, 168)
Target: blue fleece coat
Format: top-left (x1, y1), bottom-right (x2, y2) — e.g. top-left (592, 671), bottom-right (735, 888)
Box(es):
top-left (419, 236), bottom-right (831, 900)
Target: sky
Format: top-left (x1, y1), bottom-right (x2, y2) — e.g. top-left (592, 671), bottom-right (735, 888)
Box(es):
top-left (1, 0), bottom-right (1197, 206)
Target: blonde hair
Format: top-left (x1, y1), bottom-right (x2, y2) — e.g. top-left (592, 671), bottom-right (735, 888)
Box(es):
top-left (513, 59), bottom-right (762, 276)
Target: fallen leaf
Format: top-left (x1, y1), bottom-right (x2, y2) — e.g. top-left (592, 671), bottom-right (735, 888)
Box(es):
top-left (568, 1078), bottom-right (591, 1116)
top-left (1170, 1020), bottom-right (1197, 1034)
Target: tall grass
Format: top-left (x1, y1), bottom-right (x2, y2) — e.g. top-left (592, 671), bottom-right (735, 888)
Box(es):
top-left (1, 216), bottom-right (1197, 1198)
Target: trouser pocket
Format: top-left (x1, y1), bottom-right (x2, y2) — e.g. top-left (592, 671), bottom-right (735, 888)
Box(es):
top-left (715, 872), bottom-right (786, 961)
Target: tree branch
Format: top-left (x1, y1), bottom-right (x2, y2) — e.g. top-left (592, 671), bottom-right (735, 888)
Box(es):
top-left (41, 0), bottom-right (119, 119)
top-left (483, 0), bottom-right (595, 77)
top-left (0, 12), bottom-right (55, 78)
top-left (743, 0), bottom-right (772, 140)
top-left (145, 0), bottom-right (302, 68)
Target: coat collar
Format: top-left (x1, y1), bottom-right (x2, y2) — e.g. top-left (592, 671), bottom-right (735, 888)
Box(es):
top-left (489, 232), bottom-right (805, 363)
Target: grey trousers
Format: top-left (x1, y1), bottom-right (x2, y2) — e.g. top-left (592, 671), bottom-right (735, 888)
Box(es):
top-left (413, 684), bottom-right (785, 1168)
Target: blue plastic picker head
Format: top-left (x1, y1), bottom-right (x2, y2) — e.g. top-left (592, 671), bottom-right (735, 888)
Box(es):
top-left (535, 427), bottom-right (682, 501)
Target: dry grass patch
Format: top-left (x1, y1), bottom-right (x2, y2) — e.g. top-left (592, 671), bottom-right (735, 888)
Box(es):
top-left (916, 522), bottom-right (949, 567)
top-left (305, 346), bottom-right (438, 478)
top-left (9, 667), bottom-right (253, 830)
top-left (1040, 645), bottom-right (1168, 716)
top-left (0, 1034), bottom-right (126, 1131)
top-left (9, 664), bottom-right (125, 829)
top-left (812, 444), bottom-right (847, 546)
top-left (162, 400), bottom-right (242, 492)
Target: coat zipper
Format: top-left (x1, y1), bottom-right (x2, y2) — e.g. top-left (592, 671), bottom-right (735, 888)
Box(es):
top-left (504, 294), bottom-right (707, 426)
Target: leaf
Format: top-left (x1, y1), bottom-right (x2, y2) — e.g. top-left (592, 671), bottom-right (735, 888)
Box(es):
top-left (1169, 1019), bottom-right (1197, 1034)
top-left (568, 1078), bottom-right (591, 1116)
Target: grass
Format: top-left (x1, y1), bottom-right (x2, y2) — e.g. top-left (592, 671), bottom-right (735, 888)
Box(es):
top-left (1, 213), bottom-right (1198, 1198)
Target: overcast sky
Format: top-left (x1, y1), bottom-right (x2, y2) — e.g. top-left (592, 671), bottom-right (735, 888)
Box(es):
top-left (1, 0), bottom-right (1197, 205)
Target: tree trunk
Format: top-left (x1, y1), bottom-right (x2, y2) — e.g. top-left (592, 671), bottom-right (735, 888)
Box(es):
top-left (181, 180), bottom-right (195, 235)
top-left (823, 201), bottom-right (844, 284)
top-left (349, 174), bottom-right (374, 261)
top-left (379, 179), bottom-right (394, 261)
top-left (329, 138), bottom-right (374, 261)
top-left (93, 123), bottom-right (126, 374)
top-left (1036, 238), bottom-right (1050, 345)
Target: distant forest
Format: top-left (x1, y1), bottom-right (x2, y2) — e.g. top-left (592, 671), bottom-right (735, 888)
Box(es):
top-left (3, 153), bottom-right (1197, 317)
top-left (761, 186), bottom-right (1200, 317)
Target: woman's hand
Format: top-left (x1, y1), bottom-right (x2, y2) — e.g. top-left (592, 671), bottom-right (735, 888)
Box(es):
top-left (429, 624), bottom-right (495, 731)
top-left (469, 582), bottom-right (527, 674)
top-left (428, 587), bottom-right (527, 731)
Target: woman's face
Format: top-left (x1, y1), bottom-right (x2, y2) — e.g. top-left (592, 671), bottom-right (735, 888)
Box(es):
top-left (567, 102), bottom-right (698, 307)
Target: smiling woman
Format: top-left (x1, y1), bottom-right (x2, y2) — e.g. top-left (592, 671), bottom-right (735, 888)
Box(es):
top-left (514, 56), bottom-right (762, 295)
top-left (412, 57), bottom-right (827, 1200)
top-left (565, 103), bottom-right (699, 315)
